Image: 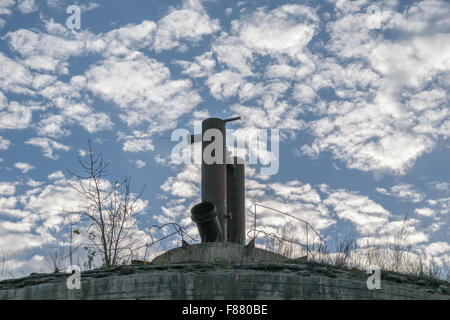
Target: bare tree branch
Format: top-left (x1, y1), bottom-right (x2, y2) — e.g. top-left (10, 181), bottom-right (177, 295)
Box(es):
top-left (65, 140), bottom-right (148, 268)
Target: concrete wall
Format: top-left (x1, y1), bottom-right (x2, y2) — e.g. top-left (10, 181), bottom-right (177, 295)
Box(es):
top-left (152, 242), bottom-right (287, 265)
top-left (0, 263), bottom-right (448, 300)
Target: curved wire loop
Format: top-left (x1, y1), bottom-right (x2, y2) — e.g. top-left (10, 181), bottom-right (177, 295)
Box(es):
top-left (248, 203), bottom-right (325, 260)
top-left (143, 223), bottom-right (200, 260)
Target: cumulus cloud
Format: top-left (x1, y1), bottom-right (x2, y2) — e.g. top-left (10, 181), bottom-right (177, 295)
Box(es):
top-left (423, 241), bottom-right (450, 257)
top-left (198, 3), bottom-right (320, 152)
top-left (132, 160), bottom-right (146, 169)
top-left (17, 0), bottom-right (37, 14)
top-left (207, 70), bottom-right (242, 100)
top-left (376, 184), bottom-right (425, 203)
top-left (48, 170), bottom-right (64, 180)
top-left (175, 51), bottom-right (216, 78)
top-left (298, 0), bottom-right (450, 174)
top-left (38, 77), bottom-right (113, 136)
top-left (122, 139), bottom-right (154, 153)
top-left (22, 182), bottom-right (81, 231)
top-left (429, 181), bottom-right (450, 192)
top-left (161, 164), bottom-right (200, 199)
top-left (86, 53), bottom-right (201, 134)
top-left (0, 136), bottom-right (10, 150)
top-left (0, 53), bottom-right (35, 95)
top-left (25, 137), bottom-right (70, 160)
top-left (101, 20), bottom-right (157, 56)
top-left (117, 131), bottom-right (154, 153)
top-left (415, 207), bottom-right (436, 217)
top-left (427, 197), bottom-right (450, 215)
top-left (14, 162), bottom-right (35, 173)
top-left (324, 190), bottom-right (390, 235)
top-left (0, 182), bottom-right (15, 195)
top-left (0, 0), bottom-right (15, 15)
top-left (0, 100), bottom-right (34, 130)
top-left (6, 27), bottom-right (86, 66)
top-left (153, 0), bottom-right (220, 51)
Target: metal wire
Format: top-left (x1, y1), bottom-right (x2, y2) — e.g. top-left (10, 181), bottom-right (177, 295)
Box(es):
top-left (143, 223), bottom-right (200, 262)
top-left (249, 203), bottom-right (325, 259)
top-left (146, 223), bottom-right (199, 245)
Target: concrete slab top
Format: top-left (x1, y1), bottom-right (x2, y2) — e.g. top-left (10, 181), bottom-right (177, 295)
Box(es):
top-left (151, 242), bottom-right (288, 265)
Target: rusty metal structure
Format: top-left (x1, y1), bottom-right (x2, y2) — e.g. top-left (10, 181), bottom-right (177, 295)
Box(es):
top-left (226, 156), bottom-right (245, 244)
top-left (185, 116), bottom-right (323, 259)
top-left (189, 117), bottom-right (245, 244)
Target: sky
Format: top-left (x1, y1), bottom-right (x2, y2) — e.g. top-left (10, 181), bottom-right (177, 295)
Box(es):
top-left (0, 0), bottom-right (449, 277)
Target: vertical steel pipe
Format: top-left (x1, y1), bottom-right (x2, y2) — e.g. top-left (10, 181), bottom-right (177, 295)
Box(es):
top-left (201, 118), bottom-right (226, 241)
top-left (226, 156), bottom-right (245, 244)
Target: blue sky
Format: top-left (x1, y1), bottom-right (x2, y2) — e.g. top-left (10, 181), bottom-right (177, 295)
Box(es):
top-left (0, 0), bottom-right (449, 277)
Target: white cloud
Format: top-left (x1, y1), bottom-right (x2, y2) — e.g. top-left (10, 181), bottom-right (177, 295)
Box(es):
top-left (428, 196), bottom-right (450, 215)
top-left (25, 137), bottom-right (70, 160)
top-left (132, 160), bottom-right (146, 169)
top-left (45, 0), bottom-right (60, 8)
top-left (0, 53), bottom-right (35, 95)
top-left (430, 181), bottom-right (450, 192)
top-left (324, 190), bottom-right (391, 235)
top-left (161, 164), bottom-right (200, 198)
top-left (0, 196), bottom-right (17, 213)
top-left (38, 78), bottom-right (113, 136)
top-left (376, 184), bottom-right (425, 203)
top-left (153, 0), bottom-right (220, 51)
top-left (175, 51), bottom-right (216, 78)
top-left (101, 20), bottom-right (157, 56)
top-left (0, 226), bottom-right (49, 256)
top-left (6, 28), bottom-right (85, 62)
top-left (211, 4), bottom-right (319, 78)
top-left (22, 182), bottom-right (80, 231)
top-left (14, 162), bottom-right (35, 173)
top-left (229, 5), bottom-right (318, 61)
top-left (77, 149), bottom-right (86, 157)
top-left (117, 131), bottom-right (155, 153)
top-left (48, 170), bottom-right (64, 180)
top-left (415, 207), bottom-right (436, 217)
top-left (0, 100), bottom-right (34, 130)
top-left (122, 139), bottom-right (154, 153)
top-left (265, 64), bottom-right (296, 79)
top-left (0, 182), bottom-right (15, 195)
top-left (26, 179), bottom-right (42, 187)
top-left (206, 70), bottom-right (242, 100)
top-left (22, 55), bottom-right (60, 73)
top-left (0, 135), bottom-right (10, 150)
top-left (17, 0), bottom-right (37, 14)
top-left (298, 0), bottom-right (450, 174)
top-left (423, 241), bottom-right (450, 257)
top-left (230, 101), bottom-right (304, 132)
top-left (37, 114), bottom-right (69, 138)
top-left (78, 112), bottom-right (113, 134)
top-left (79, 2), bottom-right (99, 12)
top-left (246, 180), bottom-right (334, 235)
top-left (86, 53), bottom-right (201, 134)
top-left (0, 0), bottom-right (15, 15)
top-left (3, 255), bottom-right (49, 277)
top-left (387, 0), bottom-right (450, 34)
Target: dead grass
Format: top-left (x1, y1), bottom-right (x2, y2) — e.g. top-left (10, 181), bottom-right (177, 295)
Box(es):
top-left (263, 218), bottom-right (449, 282)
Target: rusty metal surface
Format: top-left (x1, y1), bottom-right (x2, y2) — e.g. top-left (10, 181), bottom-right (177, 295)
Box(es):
top-left (227, 156), bottom-right (245, 244)
top-left (201, 118), bottom-right (227, 236)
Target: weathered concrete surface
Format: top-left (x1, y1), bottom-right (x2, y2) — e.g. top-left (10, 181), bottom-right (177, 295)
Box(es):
top-left (0, 262), bottom-right (448, 300)
top-left (152, 242), bottom-right (287, 265)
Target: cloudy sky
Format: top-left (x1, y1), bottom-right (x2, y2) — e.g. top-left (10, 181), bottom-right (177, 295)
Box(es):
top-left (0, 0), bottom-right (449, 277)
